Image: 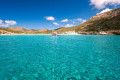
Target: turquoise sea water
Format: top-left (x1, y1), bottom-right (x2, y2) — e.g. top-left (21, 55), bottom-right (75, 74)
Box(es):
top-left (0, 35), bottom-right (120, 80)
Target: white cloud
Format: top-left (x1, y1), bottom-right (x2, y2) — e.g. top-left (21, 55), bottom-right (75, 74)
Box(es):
top-left (90, 0), bottom-right (120, 9)
top-left (0, 19), bottom-right (17, 27)
top-left (53, 22), bottom-right (59, 25)
top-left (5, 20), bottom-right (17, 25)
top-left (0, 20), bottom-right (3, 24)
top-left (61, 19), bottom-right (69, 22)
top-left (97, 8), bottom-right (112, 14)
top-left (65, 24), bottom-right (74, 27)
top-left (0, 24), bottom-right (9, 27)
top-left (77, 18), bottom-right (87, 23)
top-left (82, 20), bottom-right (87, 23)
top-left (77, 18), bottom-right (82, 21)
top-left (45, 16), bottom-right (55, 21)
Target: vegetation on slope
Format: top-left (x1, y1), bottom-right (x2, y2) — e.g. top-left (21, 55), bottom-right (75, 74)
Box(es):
top-left (74, 8), bottom-right (120, 33)
top-left (0, 27), bottom-right (52, 34)
top-left (0, 27), bottom-right (23, 33)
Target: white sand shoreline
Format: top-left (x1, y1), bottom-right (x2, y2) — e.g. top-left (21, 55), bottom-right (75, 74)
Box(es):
top-left (0, 34), bottom-right (82, 36)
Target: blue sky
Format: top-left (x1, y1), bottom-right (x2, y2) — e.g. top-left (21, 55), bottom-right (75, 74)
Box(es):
top-left (0, 0), bottom-right (120, 30)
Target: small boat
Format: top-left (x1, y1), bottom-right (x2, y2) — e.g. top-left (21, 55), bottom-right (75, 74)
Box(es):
top-left (52, 30), bottom-right (57, 36)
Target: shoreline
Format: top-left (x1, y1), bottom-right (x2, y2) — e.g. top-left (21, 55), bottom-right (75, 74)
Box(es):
top-left (0, 34), bottom-right (119, 36)
top-left (0, 34), bottom-right (82, 36)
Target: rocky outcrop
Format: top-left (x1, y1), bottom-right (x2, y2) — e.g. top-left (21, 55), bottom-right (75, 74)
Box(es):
top-left (73, 8), bottom-right (120, 34)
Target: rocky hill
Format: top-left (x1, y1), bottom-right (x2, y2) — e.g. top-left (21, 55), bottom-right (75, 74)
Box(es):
top-left (55, 8), bottom-right (120, 35)
top-left (74, 8), bottom-right (120, 35)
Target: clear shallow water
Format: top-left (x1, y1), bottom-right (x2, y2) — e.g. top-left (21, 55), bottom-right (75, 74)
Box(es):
top-left (0, 35), bottom-right (120, 80)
